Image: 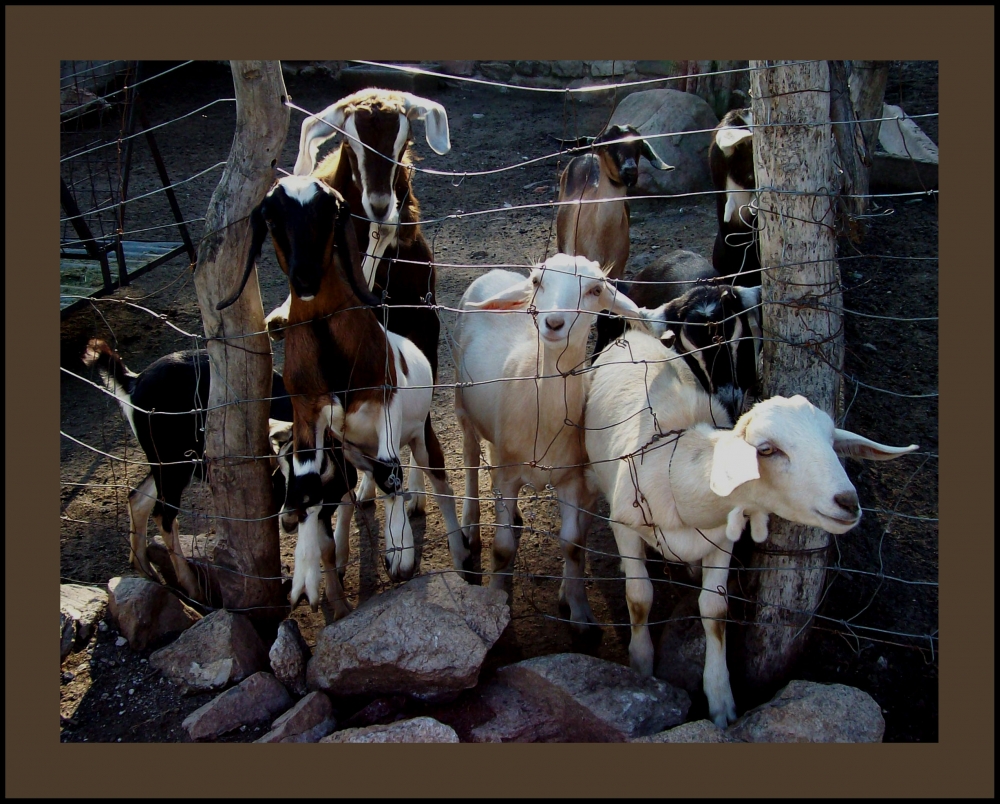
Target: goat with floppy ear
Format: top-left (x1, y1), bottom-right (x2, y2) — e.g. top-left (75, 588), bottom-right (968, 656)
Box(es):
top-left (219, 176), bottom-right (470, 611)
top-left (556, 123), bottom-right (673, 282)
top-left (585, 327), bottom-right (919, 727)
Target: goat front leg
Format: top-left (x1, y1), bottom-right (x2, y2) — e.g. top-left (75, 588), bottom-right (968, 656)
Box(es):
top-left (265, 294), bottom-right (292, 342)
top-left (488, 473), bottom-right (524, 599)
top-left (556, 483), bottom-right (599, 636)
top-left (405, 456), bottom-right (427, 516)
top-left (455, 388), bottom-right (482, 552)
top-left (290, 505), bottom-right (326, 611)
top-left (612, 521), bottom-right (655, 676)
top-left (127, 473), bottom-right (157, 577)
top-left (700, 539), bottom-right (737, 727)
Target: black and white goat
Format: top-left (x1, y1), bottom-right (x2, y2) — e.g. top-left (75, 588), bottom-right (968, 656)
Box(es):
top-left (586, 327), bottom-right (919, 727)
top-left (217, 176), bottom-right (470, 611)
top-left (709, 108), bottom-right (761, 285)
top-left (81, 339), bottom-right (294, 600)
top-left (556, 124), bottom-right (673, 281)
top-left (593, 250), bottom-right (762, 422)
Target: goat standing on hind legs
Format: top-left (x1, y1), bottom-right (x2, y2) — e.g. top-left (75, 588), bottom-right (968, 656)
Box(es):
top-left (269, 87), bottom-right (453, 520)
top-left (218, 177), bottom-right (472, 612)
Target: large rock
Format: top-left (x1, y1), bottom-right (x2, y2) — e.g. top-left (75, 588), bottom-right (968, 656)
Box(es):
top-left (60, 584), bottom-right (108, 660)
top-left (608, 89), bottom-right (719, 195)
top-left (469, 675), bottom-right (621, 743)
top-left (307, 572), bottom-right (509, 698)
top-left (473, 653), bottom-right (690, 742)
top-left (729, 680), bottom-right (885, 743)
top-left (149, 609), bottom-right (270, 694)
top-left (182, 672), bottom-right (293, 742)
top-left (106, 576), bottom-right (201, 651)
top-left (255, 691), bottom-right (336, 743)
top-left (321, 717), bottom-right (459, 744)
top-left (269, 619), bottom-right (311, 697)
top-left (632, 719), bottom-right (740, 743)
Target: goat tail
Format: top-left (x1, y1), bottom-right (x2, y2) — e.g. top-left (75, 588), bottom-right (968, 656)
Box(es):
top-left (82, 338), bottom-right (136, 398)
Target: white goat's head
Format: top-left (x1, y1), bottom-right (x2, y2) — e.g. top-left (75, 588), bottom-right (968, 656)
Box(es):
top-left (293, 88), bottom-right (450, 227)
top-left (709, 394), bottom-right (918, 536)
top-left (466, 254), bottom-right (643, 348)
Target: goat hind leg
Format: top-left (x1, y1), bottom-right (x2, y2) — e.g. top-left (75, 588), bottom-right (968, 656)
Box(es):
top-left (557, 490), bottom-right (599, 636)
top-left (612, 522), bottom-right (655, 676)
top-left (128, 473), bottom-right (157, 577)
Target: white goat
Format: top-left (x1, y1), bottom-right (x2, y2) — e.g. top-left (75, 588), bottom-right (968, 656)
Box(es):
top-left (585, 328), bottom-right (918, 727)
top-left (452, 253), bottom-right (643, 632)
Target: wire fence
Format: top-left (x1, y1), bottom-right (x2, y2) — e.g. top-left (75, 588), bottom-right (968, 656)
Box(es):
top-left (60, 60), bottom-right (938, 689)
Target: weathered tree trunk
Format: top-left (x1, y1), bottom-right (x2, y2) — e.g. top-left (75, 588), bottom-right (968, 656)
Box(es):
top-left (829, 60), bottom-right (890, 239)
top-left (191, 61), bottom-right (290, 620)
top-left (737, 60), bottom-right (844, 693)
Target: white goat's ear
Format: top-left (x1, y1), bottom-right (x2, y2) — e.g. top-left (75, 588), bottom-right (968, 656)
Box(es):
top-left (402, 93), bottom-right (451, 155)
top-left (710, 433), bottom-right (760, 497)
top-left (294, 101), bottom-right (349, 176)
top-left (464, 279), bottom-right (533, 311)
top-left (637, 305), bottom-right (669, 338)
top-left (269, 419), bottom-right (294, 455)
top-left (833, 430), bottom-right (919, 461)
top-left (715, 127), bottom-right (753, 157)
top-left (605, 285), bottom-right (643, 320)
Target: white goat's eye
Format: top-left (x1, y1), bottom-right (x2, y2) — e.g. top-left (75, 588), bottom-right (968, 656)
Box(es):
top-left (589, 285), bottom-right (603, 296)
top-left (757, 443), bottom-right (776, 456)
top-left (531, 276), bottom-right (541, 287)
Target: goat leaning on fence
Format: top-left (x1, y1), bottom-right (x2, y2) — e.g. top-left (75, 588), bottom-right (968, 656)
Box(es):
top-left (218, 176), bottom-right (471, 611)
top-left (268, 87), bottom-right (452, 516)
top-left (452, 253), bottom-right (645, 633)
top-left (585, 327), bottom-right (919, 727)
top-left (81, 339), bottom-right (295, 602)
top-left (556, 124), bottom-right (673, 282)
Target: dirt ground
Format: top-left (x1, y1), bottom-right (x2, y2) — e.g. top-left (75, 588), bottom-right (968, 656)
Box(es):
top-left (59, 61), bottom-right (938, 742)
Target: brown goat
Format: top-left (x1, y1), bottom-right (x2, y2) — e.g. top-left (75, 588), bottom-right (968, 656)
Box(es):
top-left (556, 124), bottom-right (672, 281)
top-left (267, 88), bottom-right (451, 382)
top-left (218, 177), bottom-right (470, 611)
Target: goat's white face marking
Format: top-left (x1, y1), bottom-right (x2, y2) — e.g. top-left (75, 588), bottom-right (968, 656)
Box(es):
top-left (277, 175), bottom-right (323, 205)
top-left (293, 455), bottom-right (322, 478)
top-left (345, 113), bottom-right (407, 227)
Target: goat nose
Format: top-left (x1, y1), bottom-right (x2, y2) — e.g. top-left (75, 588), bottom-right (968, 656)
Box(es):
top-left (369, 201), bottom-right (391, 221)
top-left (834, 490), bottom-right (860, 518)
top-left (546, 316), bottom-right (565, 332)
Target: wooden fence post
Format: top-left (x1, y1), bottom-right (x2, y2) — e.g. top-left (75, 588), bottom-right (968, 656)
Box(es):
top-left (735, 60), bottom-right (845, 694)
top-left (191, 61), bottom-right (289, 620)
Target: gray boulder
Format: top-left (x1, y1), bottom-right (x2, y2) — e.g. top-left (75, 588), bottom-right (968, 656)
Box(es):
top-left (729, 680), bottom-right (886, 743)
top-left (106, 576), bottom-right (201, 651)
top-left (321, 717), bottom-right (459, 744)
top-left (149, 609), bottom-right (270, 694)
top-left (60, 584), bottom-right (108, 660)
top-left (182, 671), bottom-right (292, 742)
top-left (307, 572), bottom-right (509, 698)
top-left (269, 618), bottom-right (311, 697)
top-left (609, 89), bottom-right (720, 195)
top-left (255, 691), bottom-right (336, 743)
top-left (473, 653), bottom-right (690, 742)
top-left (632, 719), bottom-right (740, 743)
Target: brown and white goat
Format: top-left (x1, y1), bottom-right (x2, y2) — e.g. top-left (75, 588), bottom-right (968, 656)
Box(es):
top-left (218, 177), bottom-right (470, 611)
top-left (556, 124), bottom-right (673, 281)
top-left (709, 108), bottom-right (761, 285)
top-left (270, 88), bottom-right (452, 515)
